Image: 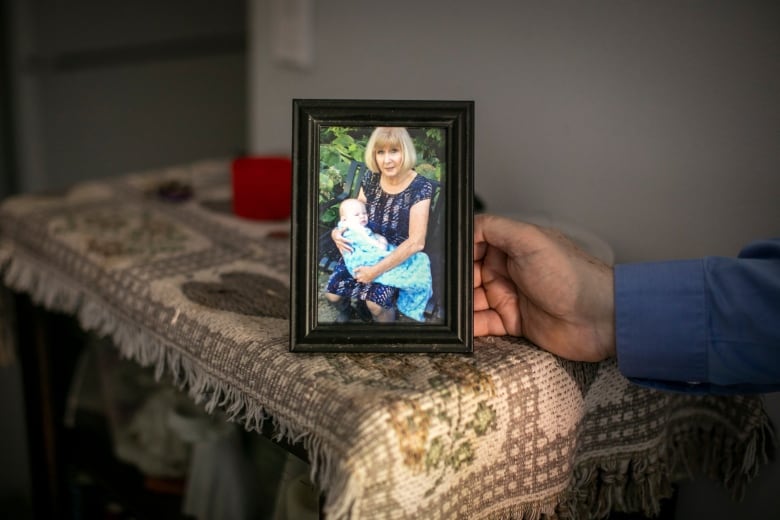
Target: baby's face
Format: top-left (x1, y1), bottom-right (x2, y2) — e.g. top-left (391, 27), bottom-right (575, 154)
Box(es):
top-left (342, 202), bottom-right (368, 227)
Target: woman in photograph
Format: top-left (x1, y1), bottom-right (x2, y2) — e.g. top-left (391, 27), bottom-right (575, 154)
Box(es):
top-left (324, 126), bottom-right (435, 323)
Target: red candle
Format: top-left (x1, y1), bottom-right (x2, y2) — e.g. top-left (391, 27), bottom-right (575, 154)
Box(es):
top-left (231, 156), bottom-right (292, 220)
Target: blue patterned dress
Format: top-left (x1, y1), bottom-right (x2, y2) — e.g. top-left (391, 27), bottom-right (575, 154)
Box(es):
top-left (326, 171), bottom-right (434, 309)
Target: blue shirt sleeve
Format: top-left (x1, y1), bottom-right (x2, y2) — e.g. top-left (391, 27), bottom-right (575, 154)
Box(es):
top-left (615, 238), bottom-right (780, 394)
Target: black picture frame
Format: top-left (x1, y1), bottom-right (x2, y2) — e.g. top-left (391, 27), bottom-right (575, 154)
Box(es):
top-left (290, 99), bottom-right (474, 353)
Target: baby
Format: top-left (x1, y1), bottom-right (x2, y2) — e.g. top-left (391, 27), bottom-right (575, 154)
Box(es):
top-left (338, 198), bottom-right (388, 251)
top-left (335, 198), bottom-right (433, 322)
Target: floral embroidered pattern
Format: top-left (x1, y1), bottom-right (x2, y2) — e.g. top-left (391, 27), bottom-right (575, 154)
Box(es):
top-left (49, 207), bottom-right (194, 266)
top-left (316, 352), bottom-right (498, 496)
top-left (404, 356), bottom-right (497, 496)
top-left (388, 399), bottom-right (431, 470)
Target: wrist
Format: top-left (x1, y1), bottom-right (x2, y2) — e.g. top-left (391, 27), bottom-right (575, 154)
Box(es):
top-left (594, 264), bottom-right (617, 360)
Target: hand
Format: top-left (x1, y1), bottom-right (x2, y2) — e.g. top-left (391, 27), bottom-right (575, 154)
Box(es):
top-left (474, 214), bottom-right (615, 362)
top-left (354, 265), bottom-right (379, 284)
top-left (332, 226), bottom-right (353, 255)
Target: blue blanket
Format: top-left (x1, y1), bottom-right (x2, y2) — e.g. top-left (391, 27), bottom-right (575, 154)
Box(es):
top-left (341, 223), bottom-right (433, 321)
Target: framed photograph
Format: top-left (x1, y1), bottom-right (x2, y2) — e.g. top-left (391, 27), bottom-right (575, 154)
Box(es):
top-left (290, 99), bottom-right (474, 353)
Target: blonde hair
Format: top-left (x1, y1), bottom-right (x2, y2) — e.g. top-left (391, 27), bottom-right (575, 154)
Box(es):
top-left (364, 127), bottom-right (417, 174)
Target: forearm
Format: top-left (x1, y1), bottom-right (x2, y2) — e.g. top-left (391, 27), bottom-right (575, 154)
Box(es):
top-left (615, 239), bottom-right (780, 394)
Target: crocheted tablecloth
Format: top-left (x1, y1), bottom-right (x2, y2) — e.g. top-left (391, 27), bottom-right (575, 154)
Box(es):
top-left (0, 160), bottom-right (773, 519)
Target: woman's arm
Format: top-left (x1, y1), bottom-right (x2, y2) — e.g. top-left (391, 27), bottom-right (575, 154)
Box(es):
top-left (353, 198), bottom-right (431, 284)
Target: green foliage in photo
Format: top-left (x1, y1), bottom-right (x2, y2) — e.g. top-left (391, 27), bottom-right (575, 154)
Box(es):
top-left (319, 126), bottom-right (445, 226)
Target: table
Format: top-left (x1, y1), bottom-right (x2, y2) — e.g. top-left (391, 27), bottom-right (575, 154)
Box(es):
top-left (0, 159), bottom-right (773, 519)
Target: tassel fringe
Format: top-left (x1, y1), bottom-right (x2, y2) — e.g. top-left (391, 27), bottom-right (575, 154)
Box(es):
top-left (2, 248), bottom-right (775, 519)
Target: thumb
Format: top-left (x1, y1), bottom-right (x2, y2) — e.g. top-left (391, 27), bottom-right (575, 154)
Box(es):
top-left (475, 214), bottom-right (544, 260)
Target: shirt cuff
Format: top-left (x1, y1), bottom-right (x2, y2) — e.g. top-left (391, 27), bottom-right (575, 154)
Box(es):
top-left (615, 259), bottom-right (708, 386)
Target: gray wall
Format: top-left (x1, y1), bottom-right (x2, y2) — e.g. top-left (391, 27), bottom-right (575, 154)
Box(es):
top-left (10, 0), bottom-right (247, 193)
top-left (247, 0), bottom-right (779, 264)
top-left (246, 1), bottom-right (779, 518)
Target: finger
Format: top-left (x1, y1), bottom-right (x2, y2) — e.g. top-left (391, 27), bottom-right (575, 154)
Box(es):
top-left (480, 242), bottom-right (509, 285)
top-left (475, 261), bottom-right (524, 335)
top-left (474, 213), bottom-right (541, 261)
top-left (474, 286), bottom-right (489, 311)
top-left (479, 269), bottom-right (523, 336)
top-left (486, 292), bottom-right (522, 337)
top-left (474, 239), bottom-right (488, 262)
top-left (474, 309), bottom-right (509, 336)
